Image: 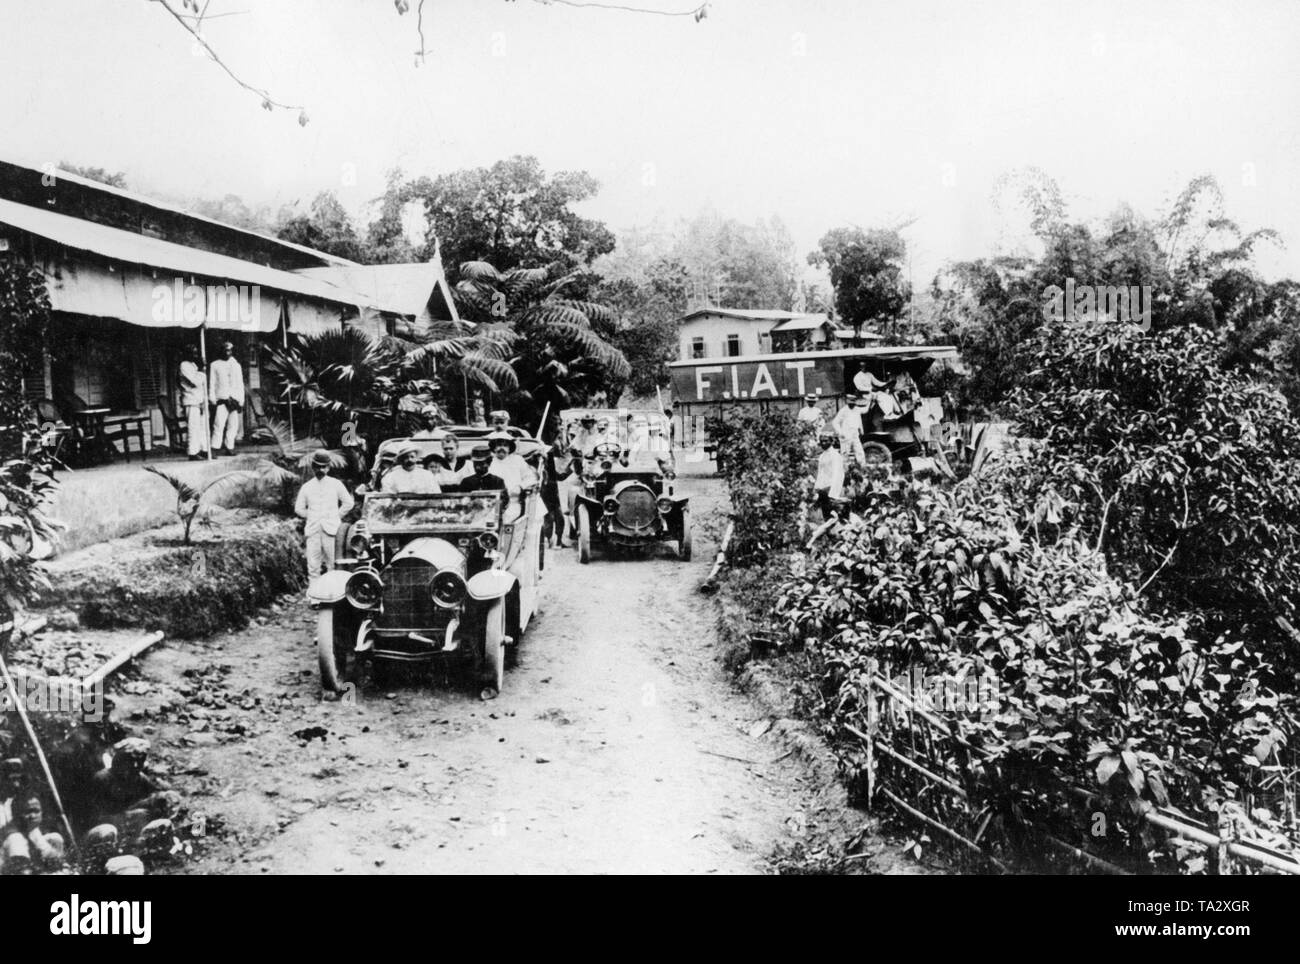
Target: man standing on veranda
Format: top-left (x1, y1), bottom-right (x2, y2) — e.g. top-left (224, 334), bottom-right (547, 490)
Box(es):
top-left (178, 345), bottom-right (208, 461)
top-left (295, 450), bottom-right (354, 579)
top-left (208, 340), bottom-right (245, 456)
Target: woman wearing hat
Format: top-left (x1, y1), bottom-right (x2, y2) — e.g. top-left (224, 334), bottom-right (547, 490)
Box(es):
top-left (294, 449), bottom-right (355, 579)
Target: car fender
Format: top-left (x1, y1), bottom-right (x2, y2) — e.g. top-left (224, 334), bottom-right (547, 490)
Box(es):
top-left (666, 493), bottom-right (690, 509)
top-left (574, 493), bottom-right (604, 513)
top-left (307, 570), bottom-right (352, 605)
top-left (467, 568), bottom-right (517, 602)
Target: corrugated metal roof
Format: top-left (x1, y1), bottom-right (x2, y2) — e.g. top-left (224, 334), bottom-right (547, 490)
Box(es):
top-left (0, 197), bottom-right (371, 307)
top-left (769, 313), bottom-right (833, 331)
top-left (680, 307), bottom-right (806, 323)
top-left (2, 158), bottom-right (357, 268)
top-left (668, 345), bottom-right (958, 368)
top-left (295, 262), bottom-right (457, 320)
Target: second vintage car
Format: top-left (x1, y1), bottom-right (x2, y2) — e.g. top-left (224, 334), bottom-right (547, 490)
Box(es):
top-left (563, 409), bottom-right (691, 564)
top-left (309, 433), bottom-right (545, 700)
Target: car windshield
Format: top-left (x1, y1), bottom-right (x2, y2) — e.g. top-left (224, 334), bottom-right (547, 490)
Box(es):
top-left (362, 492), bottom-right (502, 533)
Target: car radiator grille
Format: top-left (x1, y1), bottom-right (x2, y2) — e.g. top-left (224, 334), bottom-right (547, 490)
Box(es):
top-left (376, 560), bottom-right (447, 630)
top-left (615, 487), bottom-right (657, 529)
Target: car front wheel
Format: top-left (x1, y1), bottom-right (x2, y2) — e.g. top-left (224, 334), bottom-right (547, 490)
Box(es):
top-left (316, 607), bottom-right (351, 693)
top-left (576, 505), bottom-right (592, 564)
top-left (678, 507), bottom-right (692, 562)
top-left (480, 600), bottom-right (506, 699)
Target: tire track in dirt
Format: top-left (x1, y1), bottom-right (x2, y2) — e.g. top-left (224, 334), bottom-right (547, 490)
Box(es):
top-left (122, 467), bottom-right (859, 874)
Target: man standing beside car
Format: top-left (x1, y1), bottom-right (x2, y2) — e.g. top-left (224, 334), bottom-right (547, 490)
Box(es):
top-left (295, 449), bottom-right (355, 579)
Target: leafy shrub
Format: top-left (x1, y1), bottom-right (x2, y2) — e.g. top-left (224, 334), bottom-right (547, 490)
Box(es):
top-left (38, 521), bottom-right (306, 638)
top-left (1009, 319), bottom-right (1300, 647)
top-left (708, 407), bottom-right (812, 568)
top-left (774, 477), bottom-right (1296, 870)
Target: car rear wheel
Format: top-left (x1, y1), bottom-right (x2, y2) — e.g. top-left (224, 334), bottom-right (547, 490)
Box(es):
top-left (316, 607), bottom-right (350, 693)
top-left (577, 505), bottom-right (592, 564)
top-left (678, 507), bottom-right (692, 562)
top-left (480, 600), bottom-right (506, 700)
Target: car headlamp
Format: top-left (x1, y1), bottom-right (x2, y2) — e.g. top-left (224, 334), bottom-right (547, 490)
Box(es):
top-left (430, 569), bottom-right (467, 608)
top-left (345, 570), bottom-right (383, 610)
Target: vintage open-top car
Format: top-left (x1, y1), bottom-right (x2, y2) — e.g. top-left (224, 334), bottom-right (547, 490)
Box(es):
top-left (560, 409), bottom-right (691, 564)
top-left (310, 433), bottom-right (544, 699)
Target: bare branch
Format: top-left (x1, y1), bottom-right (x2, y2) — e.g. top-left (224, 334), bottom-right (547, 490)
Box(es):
top-left (149, 0), bottom-right (306, 121)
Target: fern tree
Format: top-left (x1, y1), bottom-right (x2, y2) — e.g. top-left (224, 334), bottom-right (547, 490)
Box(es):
top-left (452, 261), bottom-right (631, 430)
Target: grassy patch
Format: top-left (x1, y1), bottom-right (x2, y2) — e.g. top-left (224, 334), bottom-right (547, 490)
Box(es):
top-left (35, 519), bottom-right (306, 638)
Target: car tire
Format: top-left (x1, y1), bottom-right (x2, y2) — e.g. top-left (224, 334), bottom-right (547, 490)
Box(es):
top-left (577, 505), bottom-right (592, 564)
top-left (679, 507), bottom-right (692, 562)
top-left (480, 600), bottom-right (506, 699)
top-left (316, 607), bottom-right (350, 693)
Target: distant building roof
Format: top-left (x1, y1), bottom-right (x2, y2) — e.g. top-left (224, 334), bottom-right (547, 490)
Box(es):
top-left (296, 261), bottom-right (458, 321)
top-left (679, 307), bottom-right (809, 323)
top-left (769, 313), bottom-right (833, 331)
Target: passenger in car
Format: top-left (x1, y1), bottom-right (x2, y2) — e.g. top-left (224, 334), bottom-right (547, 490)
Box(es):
top-left (425, 432), bottom-right (465, 487)
top-left (381, 441), bottom-right (441, 494)
top-left (486, 431), bottom-right (538, 522)
top-left (457, 446), bottom-right (506, 494)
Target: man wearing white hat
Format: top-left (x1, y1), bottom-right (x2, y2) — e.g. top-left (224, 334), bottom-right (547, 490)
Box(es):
top-left (830, 394), bottom-right (867, 466)
top-left (796, 393), bottom-right (826, 431)
top-left (295, 449), bottom-right (355, 578)
top-left (381, 441), bottom-right (441, 494)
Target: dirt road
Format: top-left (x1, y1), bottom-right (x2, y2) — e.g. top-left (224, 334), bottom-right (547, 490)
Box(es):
top-left (119, 468), bottom-right (862, 874)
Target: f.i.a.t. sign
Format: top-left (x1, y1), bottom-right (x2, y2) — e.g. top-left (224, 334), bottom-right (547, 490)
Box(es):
top-left (672, 357), bottom-right (838, 402)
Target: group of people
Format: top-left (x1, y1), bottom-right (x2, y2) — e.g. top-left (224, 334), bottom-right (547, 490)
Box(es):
top-left (294, 410), bottom-right (542, 579)
top-left (177, 340), bottom-right (246, 460)
top-left (796, 392), bottom-right (869, 520)
top-left (2, 733), bottom-right (180, 876)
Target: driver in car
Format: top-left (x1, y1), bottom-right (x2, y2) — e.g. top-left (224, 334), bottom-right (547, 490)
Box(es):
top-left (584, 416), bottom-right (616, 458)
top-left (381, 441), bottom-right (441, 494)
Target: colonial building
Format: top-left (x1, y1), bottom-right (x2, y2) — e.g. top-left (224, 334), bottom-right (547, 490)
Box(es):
top-left (0, 158), bottom-right (458, 455)
top-left (678, 306), bottom-right (880, 361)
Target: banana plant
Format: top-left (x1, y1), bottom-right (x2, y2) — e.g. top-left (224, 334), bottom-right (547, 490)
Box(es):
top-left (143, 466), bottom-right (259, 545)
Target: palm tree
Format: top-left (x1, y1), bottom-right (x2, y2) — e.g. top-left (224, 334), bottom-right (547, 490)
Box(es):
top-left (452, 261), bottom-right (631, 429)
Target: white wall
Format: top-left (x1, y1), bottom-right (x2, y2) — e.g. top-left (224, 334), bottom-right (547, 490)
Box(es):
top-left (678, 313), bottom-right (772, 360)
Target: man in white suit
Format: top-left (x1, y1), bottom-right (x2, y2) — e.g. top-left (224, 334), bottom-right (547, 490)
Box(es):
top-left (208, 340), bottom-right (245, 456)
top-left (294, 450), bottom-right (354, 579)
top-left (178, 345), bottom-right (208, 460)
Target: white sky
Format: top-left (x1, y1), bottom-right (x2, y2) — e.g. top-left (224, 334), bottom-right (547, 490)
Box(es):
top-left (2, 0), bottom-right (1298, 285)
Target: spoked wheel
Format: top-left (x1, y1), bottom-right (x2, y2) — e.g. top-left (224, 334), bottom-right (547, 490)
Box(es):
top-left (479, 600), bottom-right (506, 700)
top-left (576, 505), bottom-right (592, 564)
top-left (678, 507), bottom-right (692, 562)
top-left (316, 607), bottom-right (351, 694)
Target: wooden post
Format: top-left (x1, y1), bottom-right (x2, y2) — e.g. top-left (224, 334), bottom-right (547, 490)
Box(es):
top-left (0, 649), bottom-right (77, 857)
top-left (199, 314), bottom-right (213, 462)
top-left (865, 659), bottom-right (877, 809)
top-left (1217, 808), bottom-right (1237, 876)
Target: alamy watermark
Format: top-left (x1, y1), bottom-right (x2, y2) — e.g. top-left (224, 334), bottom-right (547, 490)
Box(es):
top-left (150, 279), bottom-right (261, 330)
top-left (1, 675), bottom-right (104, 722)
top-left (1042, 278), bottom-right (1152, 331)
